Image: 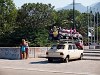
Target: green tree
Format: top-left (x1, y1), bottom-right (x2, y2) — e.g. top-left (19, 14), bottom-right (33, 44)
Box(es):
top-left (55, 9), bottom-right (81, 29)
top-left (16, 3), bottom-right (56, 46)
top-left (0, 0), bottom-right (17, 46)
top-left (76, 13), bottom-right (88, 35)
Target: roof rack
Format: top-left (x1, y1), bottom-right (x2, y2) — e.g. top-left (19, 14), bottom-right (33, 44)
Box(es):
top-left (59, 39), bottom-right (75, 44)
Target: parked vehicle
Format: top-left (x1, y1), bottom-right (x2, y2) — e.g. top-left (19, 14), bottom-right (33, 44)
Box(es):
top-left (46, 40), bottom-right (84, 63)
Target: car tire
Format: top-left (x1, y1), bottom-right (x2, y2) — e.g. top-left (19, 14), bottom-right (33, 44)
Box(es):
top-left (79, 54), bottom-right (83, 60)
top-left (64, 57), bottom-right (69, 63)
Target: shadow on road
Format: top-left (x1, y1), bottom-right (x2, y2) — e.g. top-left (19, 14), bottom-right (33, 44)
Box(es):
top-left (29, 60), bottom-right (48, 64)
top-left (29, 60), bottom-right (63, 64)
top-left (82, 58), bottom-right (100, 61)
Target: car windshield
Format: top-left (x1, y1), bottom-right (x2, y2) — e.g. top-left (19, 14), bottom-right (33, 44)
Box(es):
top-left (51, 45), bottom-right (65, 49)
top-left (51, 45), bottom-right (57, 49)
top-left (57, 45), bottom-right (65, 49)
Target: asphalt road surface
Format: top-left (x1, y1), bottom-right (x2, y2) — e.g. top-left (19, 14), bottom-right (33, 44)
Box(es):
top-left (0, 58), bottom-right (100, 75)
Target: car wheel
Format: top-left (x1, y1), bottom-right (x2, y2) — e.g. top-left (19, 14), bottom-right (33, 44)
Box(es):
top-left (79, 54), bottom-right (83, 60)
top-left (64, 57), bottom-right (69, 63)
top-left (48, 58), bottom-right (53, 62)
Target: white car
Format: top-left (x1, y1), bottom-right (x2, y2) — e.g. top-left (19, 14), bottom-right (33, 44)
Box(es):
top-left (46, 43), bottom-right (84, 62)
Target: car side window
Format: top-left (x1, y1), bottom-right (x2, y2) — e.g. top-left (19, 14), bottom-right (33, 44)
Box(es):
top-left (68, 45), bottom-right (72, 50)
top-left (73, 45), bottom-right (77, 49)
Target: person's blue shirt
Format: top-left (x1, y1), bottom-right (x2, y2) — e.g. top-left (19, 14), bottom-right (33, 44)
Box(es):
top-left (21, 46), bottom-right (26, 52)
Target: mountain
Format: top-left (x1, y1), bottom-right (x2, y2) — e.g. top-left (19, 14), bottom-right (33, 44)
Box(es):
top-left (56, 2), bottom-right (100, 13)
top-left (56, 3), bottom-right (86, 13)
top-left (91, 2), bottom-right (100, 13)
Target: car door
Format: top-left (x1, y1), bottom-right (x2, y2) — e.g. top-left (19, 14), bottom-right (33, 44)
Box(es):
top-left (68, 44), bottom-right (76, 59)
top-left (73, 44), bottom-right (79, 59)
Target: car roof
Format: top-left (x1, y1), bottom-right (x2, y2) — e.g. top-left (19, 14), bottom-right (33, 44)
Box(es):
top-left (63, 43), bottom-right (75, 45)
top-left (54, 43), bottom-right (75, 46)
top-left (52, 40), bottom-right (76, 46)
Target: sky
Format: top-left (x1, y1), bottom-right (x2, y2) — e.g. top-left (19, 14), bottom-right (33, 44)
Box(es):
top-left (13, 0), bottom-right (100, 9)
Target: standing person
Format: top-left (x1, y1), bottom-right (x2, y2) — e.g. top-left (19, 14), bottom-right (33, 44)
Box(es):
top-left (20, 45), bottom-right (26, 59)
top-left (20, 39), bottom-right (26, 59)
top-left (25, 41), bottom-right (29, 59)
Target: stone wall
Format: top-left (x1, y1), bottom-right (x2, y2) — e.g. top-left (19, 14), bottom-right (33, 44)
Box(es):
top-left (1, 46), bottom-right (99, 59)
top-left (29, 47), bottom-right (50, 58)
top-left (0, 47), bottom-right (20, 59)
top-left (0, 47), bottom-right (50, 59)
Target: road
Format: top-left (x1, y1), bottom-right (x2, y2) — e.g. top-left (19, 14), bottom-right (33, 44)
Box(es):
top-left (0, 58), bottom-right (100, 75)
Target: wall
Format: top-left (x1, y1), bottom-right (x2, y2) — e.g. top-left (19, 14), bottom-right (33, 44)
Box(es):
top-left (1, 46), bottom-right (99, 59)
top-left (84, 45), bottom-right (100, 49)
top-left (29, 47), bottom-right (50, 58)
top-left (83, 46), bottom-right (89, 49)
top-left (0, 47), bottom-right (50, 59)
top-left (0, 47), bottom-right (20, 59)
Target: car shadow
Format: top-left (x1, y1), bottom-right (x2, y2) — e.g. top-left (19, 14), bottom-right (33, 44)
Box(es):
top-left (29, 60), bottom-right (63, 64)
top-left (30, 60), bottom-right (48, 64)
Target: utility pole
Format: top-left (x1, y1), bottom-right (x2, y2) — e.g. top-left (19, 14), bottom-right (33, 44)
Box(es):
top-left (87, 6), bottom-right (89, 45)
top-left (73, 0), bottom-right (75, 29)
top-left (97, 9), bottom-right (99, 44)
top-left (94, 8), bottom-right (95, 44)
top-left (90, 7), bottom-right (93, 45)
